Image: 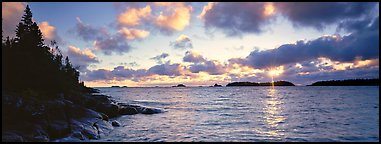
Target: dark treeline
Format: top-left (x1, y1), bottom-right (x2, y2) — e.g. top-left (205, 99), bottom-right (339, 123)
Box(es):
top-left (2, 5), bottom-right (93, 97)
top-left (226, 81), bottom-right (295, 86)
top-left (308, 78), bottom-right (379, 86)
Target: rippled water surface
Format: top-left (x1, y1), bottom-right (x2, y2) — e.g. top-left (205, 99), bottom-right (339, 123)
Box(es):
top-left (94, 86), bottom-right (379, 142)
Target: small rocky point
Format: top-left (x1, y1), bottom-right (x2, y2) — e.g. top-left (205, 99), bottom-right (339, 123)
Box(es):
top-left (2, 91), bottom-right (163, 142)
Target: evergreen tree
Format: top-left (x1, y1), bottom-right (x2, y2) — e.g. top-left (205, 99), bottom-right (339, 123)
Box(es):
top-left (3, 5), bottom-right (84, 96)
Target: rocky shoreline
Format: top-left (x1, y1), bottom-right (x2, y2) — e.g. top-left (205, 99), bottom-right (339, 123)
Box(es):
top-left (2, 90), bottom-right (162, 142)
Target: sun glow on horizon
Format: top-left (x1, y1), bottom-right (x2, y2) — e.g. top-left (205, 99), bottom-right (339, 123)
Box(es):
top-left (268, 66), bottom-right (284, 77)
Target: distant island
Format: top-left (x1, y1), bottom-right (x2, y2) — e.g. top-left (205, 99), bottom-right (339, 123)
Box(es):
top-left (111, 86), bottom-right (120, 88)
top-left (226, 81), bottom-right (295, 86)
top-left (213, 83), bottom-right (223, 87)
top-left (172, 84), bottom-right (186, 87)
top-left (307, 78), bottom-right (379, 86)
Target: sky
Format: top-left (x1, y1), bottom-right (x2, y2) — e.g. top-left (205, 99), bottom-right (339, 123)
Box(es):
top-left (2, 2), bottom-right (379, 87)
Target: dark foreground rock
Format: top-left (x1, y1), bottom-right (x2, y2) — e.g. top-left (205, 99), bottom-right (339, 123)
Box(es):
top-left (2, 91), bottom-right (163, 142)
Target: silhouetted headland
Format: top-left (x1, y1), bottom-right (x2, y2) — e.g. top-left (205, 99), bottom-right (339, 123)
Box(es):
top-left (307, 78), bottom-right (379, 86)
top-left (226, 81), bottom-right (295, 86)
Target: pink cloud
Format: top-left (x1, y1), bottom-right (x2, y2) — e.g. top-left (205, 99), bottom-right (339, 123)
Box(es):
top-left (2, 2), bottom-right (26, 38)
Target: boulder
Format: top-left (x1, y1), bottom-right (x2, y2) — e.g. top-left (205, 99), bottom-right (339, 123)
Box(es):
top-left (111, 120), bottom-right (121, 127)
top-left (119, 106), bottom-right (139, 115)
top-left (95, 103), bottom-right (119, 118)
top-left (47, 120), bottom-right (71, 139)
top-left (140, 107), bottom-right (162, 114)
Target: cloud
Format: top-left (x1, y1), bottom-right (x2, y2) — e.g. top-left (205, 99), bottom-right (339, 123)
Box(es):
top-left (119, 27), bottom-right (150, 40)
top-left (67, 46), bottom-right (99, 71)
top-left (147, 62), bottom-right (185, 76)
top-left (154, 2), bottom-right (192, 33)
top-left (82, 69), bottom-right (113, 81)
top-left (93, 35), bottom-right (132, 55)
top-left (199, 2), bottom-right (378, 36)
top-left (183, 50), bottom-right (206, 63)
top-left (74, 17), bottom-right (108, 41)
top-left (120, 62), bottom-right (139, 67)
top-left (111, 66), bottom-right (148, 81)
top-left (200, 2), bottom-right (273, 36)
top-left (278, 60), bottom-right (379, 85)
top-left (2, 2), bottom-right (26, 38)
top-left (189, 60), bottom-right (226, 75)
top-left (275, 2), bottom-right (378, 30)
top-left (183, 50), bottom-right (227, 75)
top-left (170, 34), bottom-right (193, 49)
top-left (83, 62), bottom-right (186, 81)
top-left (150, 53), bottom-right (169, 64)
top-left (117, 5), bottom-right (152, 26)
top-left (231, 16), bottom-right (379, 69)
top-left (38, 21), bottom-right (63, 44)
top-left (74, 17), bottom-right (132, 55)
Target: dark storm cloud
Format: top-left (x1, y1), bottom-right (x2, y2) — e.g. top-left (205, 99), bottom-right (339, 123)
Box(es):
top-left (201, 2), bottom-right (271, 36)
top-left (275, 2), bottom-right (378, 30)
top-left (230, 16), bottom-right (379, 69)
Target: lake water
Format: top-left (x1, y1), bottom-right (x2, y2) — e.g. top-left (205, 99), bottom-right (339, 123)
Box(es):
top-left (93, 86), bottom-right (379, 142)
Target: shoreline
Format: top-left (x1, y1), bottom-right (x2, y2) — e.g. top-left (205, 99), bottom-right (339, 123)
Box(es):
top-left (2, 90), bottom-right (163, 142)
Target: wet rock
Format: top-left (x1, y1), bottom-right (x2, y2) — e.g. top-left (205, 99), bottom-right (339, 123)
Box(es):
top-left (111, 120), bottom-right (121, 127)
top-left (119, 106), bottom-right (139, 115)
top-left (140, 107), bottom-right (162, 114)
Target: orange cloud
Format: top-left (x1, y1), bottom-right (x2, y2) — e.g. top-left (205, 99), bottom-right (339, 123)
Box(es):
top-left (68, 46), bottom-right (97, 59)
top-left (155, 2), bottom-right (192, 31)
top-left (119, 27), bottom-right (150, 40)
top-left (117, 5), bottom-right (152, 26)
top-left (39, 21), bottom-right (57, 42)
top-left (2, 2), bottom-right (25, 37)
top-left (198, 2), bottom-right (216, 19)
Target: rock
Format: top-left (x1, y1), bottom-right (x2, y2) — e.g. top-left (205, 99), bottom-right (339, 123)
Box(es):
top-left (140, 107), bottom-right (162, 114)
top-left (95, 103), bottom-right (120, 118)
top-left (32, 135), bottom-right (49, 142)
top-left (119, 106), bottom-right (139, 115)
top-left (2, 132), bottom-right (24, 142)
top-left (111, 120), bottom-right (121, 127)
top-left (81, 127), bottom-right (99, 140)
top-left (72, 132), bottom-right (85, 140)
top-left (100, 113), bottom-right (109, 121)
top-left (47, 121), bottom-right (71, 139)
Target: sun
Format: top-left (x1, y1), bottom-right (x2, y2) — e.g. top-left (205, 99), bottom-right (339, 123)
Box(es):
top-left (264, 2), bottom-right (275, 16)
top-left (268, 66), bottom-right (284, 77)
